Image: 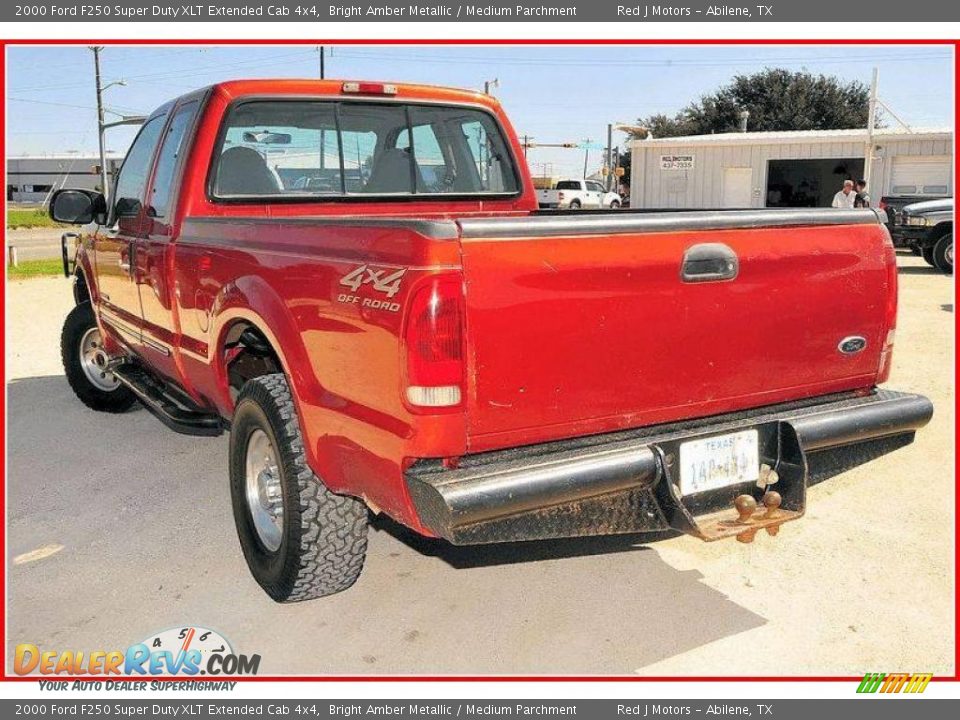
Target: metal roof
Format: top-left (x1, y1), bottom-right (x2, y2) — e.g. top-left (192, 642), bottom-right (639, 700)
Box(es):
top-left (629, 126), bottom-right (953, 148)
top-left (7, 153), bottom-right (124, 161)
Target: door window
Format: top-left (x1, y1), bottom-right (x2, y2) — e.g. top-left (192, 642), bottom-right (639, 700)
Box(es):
top-left (113, 114), bottom-right (167, 218)
top-left (149, 100), bottom-right (200, 219)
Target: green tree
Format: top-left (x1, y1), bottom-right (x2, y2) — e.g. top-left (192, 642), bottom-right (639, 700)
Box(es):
top-left (633, 69), bottom-right (873, 139)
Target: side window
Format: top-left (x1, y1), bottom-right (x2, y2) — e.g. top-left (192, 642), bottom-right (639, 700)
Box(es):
top-left (587, 181), bottom-right (604, 193)
top-left (459, 118), bottom-right (516, 193)
top-left (149, 100), bottom-right (200, 219)
top-left (113, 114), bottom-right (166, 217)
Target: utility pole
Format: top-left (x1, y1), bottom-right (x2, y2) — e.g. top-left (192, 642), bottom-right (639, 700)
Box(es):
top-left (864, 66), bottom-right (879, 188)
top-left (582, 139), bottom-right (591, 180)
top-left (91, 46), bottom-right (109, 202)
top-left (605, 124), bottom-right (613, 191)
top-left (319, 46), bottom-right (325, 78)
top-left (521, 134), bottom-right (533, 159)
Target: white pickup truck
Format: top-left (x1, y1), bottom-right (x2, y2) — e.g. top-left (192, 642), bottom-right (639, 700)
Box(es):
top-left (538, 178), bottom-right (622, 209)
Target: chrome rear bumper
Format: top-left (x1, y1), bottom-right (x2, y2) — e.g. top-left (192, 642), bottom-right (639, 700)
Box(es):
top-left (406, 389), bottom-right (933, 545)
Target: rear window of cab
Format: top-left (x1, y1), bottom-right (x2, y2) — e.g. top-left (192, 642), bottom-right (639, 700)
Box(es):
top-left (210, 100), bottom-right (521, 200)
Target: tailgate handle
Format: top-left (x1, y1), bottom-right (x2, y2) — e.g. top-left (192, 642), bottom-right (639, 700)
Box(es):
top-left (681, 243), bottom-right (739, 283)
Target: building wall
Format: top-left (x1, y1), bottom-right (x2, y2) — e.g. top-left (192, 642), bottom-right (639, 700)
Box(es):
top-left (7, 156), bottom-right (122, 203)
top-left (630, 134), bottom-right (953, 209)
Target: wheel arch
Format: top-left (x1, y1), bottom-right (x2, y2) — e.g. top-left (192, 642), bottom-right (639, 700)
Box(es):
top-left (72, 249), bottom-right (97, 306)
top-left (928, 220), bottom-right (953, 241)
top-left (216, 313), bottom-right (289, 402)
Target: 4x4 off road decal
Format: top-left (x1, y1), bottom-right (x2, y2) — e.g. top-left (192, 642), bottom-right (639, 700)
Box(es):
top-left (338, 264), bottom-right (407, 312)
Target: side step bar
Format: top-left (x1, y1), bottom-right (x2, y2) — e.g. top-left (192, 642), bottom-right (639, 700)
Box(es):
top-left (112, 364), bottom-right (224, 437)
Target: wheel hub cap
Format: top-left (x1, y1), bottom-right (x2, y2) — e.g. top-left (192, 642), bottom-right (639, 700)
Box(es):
top-left (245, 429), bottom-right (283, 552)
top-left (79, 327), bottom-right (120, 392)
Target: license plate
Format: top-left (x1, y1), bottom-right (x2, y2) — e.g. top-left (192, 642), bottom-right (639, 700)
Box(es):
top-left (678, 429), bottom-right (760, 496)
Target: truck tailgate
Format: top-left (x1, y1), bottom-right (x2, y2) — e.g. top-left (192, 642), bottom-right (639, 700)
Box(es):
top-left (457, 209), bottom-right (895, 451)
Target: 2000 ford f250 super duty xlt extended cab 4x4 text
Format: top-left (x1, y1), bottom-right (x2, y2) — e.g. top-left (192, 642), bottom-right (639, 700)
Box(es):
top-left (51, 79), bottom-right (932, 603)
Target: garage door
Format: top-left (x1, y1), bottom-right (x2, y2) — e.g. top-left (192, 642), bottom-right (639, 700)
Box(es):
top-left (891, 156), bottom-right (952, 195)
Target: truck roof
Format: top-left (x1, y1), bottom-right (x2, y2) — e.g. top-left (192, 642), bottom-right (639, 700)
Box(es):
top-left (208, 78), bottom-right (500, 110)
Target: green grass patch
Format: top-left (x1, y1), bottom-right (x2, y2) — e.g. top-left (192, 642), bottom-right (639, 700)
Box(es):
top-left (7, 208), bottom-right (66, 229)
top-left (7, 258), bottom-right (64, 279)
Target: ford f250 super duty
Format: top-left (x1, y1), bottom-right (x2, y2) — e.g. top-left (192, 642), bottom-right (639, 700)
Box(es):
top-left (50, 79), bottom-right (933, 603)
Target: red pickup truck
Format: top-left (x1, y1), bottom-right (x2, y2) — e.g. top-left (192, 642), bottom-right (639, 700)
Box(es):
top-left (51, 79), bottom-right (932, 603)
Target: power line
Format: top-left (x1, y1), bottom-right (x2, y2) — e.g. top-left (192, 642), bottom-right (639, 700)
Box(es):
top-left (329, 48), bottom-right (952, 68)
top-left (9, 49), bottom-right (319, 93)
top-left (7, 97), bottom-right (144, 115)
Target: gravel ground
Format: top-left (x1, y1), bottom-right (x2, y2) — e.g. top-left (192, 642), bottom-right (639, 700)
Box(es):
top-left (4, 252), bottom-right (954, 676)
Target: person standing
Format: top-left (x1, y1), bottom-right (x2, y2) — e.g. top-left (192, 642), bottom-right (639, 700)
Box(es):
top-left (854, 179), bottom-right (871, 208)
top-left (832, 179), bottom-right (856, 208)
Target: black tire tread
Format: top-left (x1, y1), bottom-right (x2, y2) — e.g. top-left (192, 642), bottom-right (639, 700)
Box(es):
top-left (933, 232), bottom-right (953, 274)
top-left (60, 302), bottom-right (136, 413)
top-left (233, 374), bottom-right (368, 602)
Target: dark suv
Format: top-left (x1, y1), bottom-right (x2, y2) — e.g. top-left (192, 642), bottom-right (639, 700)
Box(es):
top-left (893, 198), bottom-right (953, 273)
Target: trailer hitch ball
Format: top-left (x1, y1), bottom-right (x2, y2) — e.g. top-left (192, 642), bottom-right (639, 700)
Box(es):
top-left (733, 491), bottom-right (786, 543)
top-left (734, 494), bottom-right (757, 523)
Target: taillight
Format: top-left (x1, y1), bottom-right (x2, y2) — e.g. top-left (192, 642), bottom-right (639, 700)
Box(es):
top-left (877, 239), bottom-right (898, 383)
top-left (878, 199), bottom-right (888, 211)
top-left (558, 191), bottom-right (566, 201)
top-left (403, 277), bottom-right (464, 409)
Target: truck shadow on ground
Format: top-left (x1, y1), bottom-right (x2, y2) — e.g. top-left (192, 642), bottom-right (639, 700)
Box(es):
top-left (370, 513), bottom-right (680, 569)
top-left (898, 265), bottom-right (947, 276)
top-left (7, 375), bottom-right (768, 675)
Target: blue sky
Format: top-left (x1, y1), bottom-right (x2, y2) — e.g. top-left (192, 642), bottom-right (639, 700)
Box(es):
top-left (6, 44), bottom-right (954, 178)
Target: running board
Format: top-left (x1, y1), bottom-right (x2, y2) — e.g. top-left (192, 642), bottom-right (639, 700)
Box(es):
top-left (112, 364), bottom-right (224, 437)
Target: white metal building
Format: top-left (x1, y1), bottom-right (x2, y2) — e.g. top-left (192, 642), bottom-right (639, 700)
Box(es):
top-left (628, 127), bottom-right (953, 209)
top-left (6, 153), bottom-right (123, 204)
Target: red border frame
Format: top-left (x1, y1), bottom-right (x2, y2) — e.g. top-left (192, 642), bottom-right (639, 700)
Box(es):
top-left (1, 36), bottom-right (957, 684)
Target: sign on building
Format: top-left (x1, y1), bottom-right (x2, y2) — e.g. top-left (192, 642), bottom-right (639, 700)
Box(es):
top-left (660, 154), bottom-right (695, 170)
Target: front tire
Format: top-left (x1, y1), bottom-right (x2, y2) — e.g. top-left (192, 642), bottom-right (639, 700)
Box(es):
top-left (229, 374), bottom-right (369, 602)
top-left (60, 302), bottom-right (136, 413)
top-left (933, 233), bottom-right (953, 274)
top-left (922, 245), bottom-right (937, 267)
top-left (610, 200), bottom-right (621, 209)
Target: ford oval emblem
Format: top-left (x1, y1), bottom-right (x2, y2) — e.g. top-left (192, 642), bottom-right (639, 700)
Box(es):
top-left (838, 336), bottom-right (867, 355)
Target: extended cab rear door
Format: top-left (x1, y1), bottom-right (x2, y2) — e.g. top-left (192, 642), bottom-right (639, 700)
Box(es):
top-left (137, 95), bottom-right (205, 380)
top-left (94, 109), bottom-right (169, 346)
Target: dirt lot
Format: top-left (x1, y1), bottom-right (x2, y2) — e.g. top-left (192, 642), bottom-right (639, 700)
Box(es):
top-left (4, 253), bottom-right (955, 676)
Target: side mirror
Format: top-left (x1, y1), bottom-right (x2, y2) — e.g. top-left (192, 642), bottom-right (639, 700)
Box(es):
top-left (49, 189), bottom-right (106, 225)
top-left (114, 197), bottom-right (142, 217)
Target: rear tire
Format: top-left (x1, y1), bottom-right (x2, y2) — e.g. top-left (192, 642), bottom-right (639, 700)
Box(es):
top-left (933, 233), bottom-right (953, 274)
top-left (922, 245), bottom-right (937, 267)
top-left (568, 200), bottom-right (581, 210)
top-left (60, 302), bottom-right (136, 413)
top-left (229, 373), bottom-right (369, 602)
